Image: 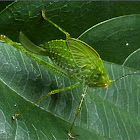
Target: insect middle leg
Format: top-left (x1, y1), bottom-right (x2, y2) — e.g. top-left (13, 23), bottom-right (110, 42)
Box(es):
top-left (68, 85), bottom-right (88, 139)
top-left (12, 82), bottom-right (80, 119)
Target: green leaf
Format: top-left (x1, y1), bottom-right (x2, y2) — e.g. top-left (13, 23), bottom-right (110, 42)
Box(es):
top-left (0, 42), bottom-right (140, 139)
top-left (123, 48), bottom-right (140, 70)
top-left (0, 1), bottom-right (140, 140)
top-left (0, 1), bottom-right (13, 11)
top-left (79, 15), bottom-right (140, 65)
top-left (1, 1), bottom-right (140, 45)
top-left (0, 42), bottom-right (110, 139)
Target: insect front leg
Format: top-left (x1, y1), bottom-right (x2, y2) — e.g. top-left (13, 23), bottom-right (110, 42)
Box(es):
top-left (41, 9), bottom-right (70, 39)
top-left (68, 85), bottom-right (88, 139)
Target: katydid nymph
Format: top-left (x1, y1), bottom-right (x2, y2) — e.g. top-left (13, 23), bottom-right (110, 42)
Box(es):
top-left (0, 10), bottom-right (138, 138)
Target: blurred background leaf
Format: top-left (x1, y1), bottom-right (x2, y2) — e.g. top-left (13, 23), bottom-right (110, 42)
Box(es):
top-left (0, 1), bottom-right (140, 140)
top-left (0, 1), bottom-right (13, 11)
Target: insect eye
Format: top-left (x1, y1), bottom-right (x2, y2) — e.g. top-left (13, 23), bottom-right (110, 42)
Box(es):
top-left (103, 84), bottom-right (108, 88)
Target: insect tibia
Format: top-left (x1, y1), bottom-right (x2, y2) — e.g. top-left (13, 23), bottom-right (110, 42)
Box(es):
top-left (114, 70), bottom-right (140, 82)
top-left (12, 82), bottom-right (79, 120)
top-left (41, 9), bottom-right (70, 39)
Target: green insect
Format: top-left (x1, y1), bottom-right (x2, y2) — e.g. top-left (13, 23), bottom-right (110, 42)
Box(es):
top-left (0, 10), bottom-right (138, 138)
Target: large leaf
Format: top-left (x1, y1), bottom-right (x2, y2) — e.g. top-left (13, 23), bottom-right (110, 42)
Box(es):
top-left (1, 1), bottom-right (140, 65)
top-left (123, 48), bottom-right (140, 70)
top-left (0, 1), bottom-right (13, 11)
top-left (79, 15), bottom-right (140, 65)
top-left (0, 1), bottom-right (140, 140)
top-left (1, 1), bottom-right (140, 45)
top-left (0, 42), bottom-right (140, 140)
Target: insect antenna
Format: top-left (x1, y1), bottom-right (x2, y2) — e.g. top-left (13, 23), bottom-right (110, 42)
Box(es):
top-left (113, 70), bottom-right (140, 83)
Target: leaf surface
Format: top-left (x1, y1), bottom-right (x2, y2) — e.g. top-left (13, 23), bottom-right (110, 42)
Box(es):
top-left (123, 48), bottom-right (140, 70)
top-left (0, 1), bottom-right (140, 140)
top-left (79, 15), bottom-right (140, 65)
